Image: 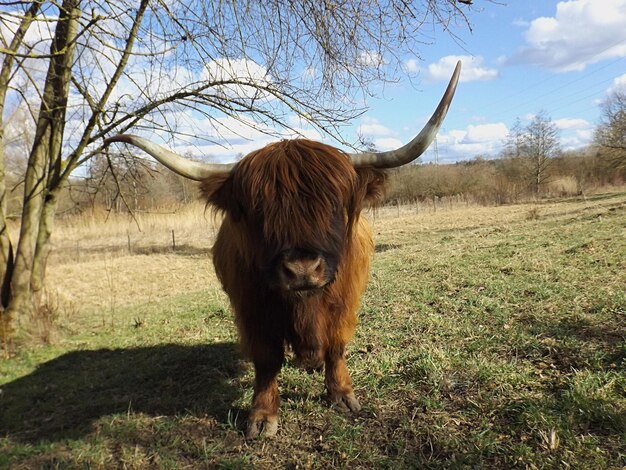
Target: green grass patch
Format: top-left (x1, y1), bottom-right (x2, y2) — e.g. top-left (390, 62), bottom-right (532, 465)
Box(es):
top-left (2, 193), bottom-right (625, 468)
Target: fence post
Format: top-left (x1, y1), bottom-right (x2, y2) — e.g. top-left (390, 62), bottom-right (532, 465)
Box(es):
top-left (171, 229), bottom-right (176, 251)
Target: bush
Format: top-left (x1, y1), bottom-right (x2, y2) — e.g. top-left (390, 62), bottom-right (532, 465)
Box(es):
top-left (386, 149), bottom-right (625, 207)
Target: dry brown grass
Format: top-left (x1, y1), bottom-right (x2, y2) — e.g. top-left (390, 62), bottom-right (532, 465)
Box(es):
top-left (546, 176), bottom-right (579, 196)
top-left (370, 191), bottom-right (608, 244)
top-left (47, 202), bottom-right (221, 313)
top-left (51, 202), bottom-right (218, 262)
top-left (46, 192), bottom-right (616, 315)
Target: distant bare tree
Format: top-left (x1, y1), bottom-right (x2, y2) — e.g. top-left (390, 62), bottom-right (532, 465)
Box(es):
top-left (523, 112), bottom-right (561, 194)
top-left (502, 118), bottom-right (525, 159)
top-left (501, 112), bottom-right (560, 195)
top-left (595, 88), bottom-right (626, 169)
top-left (82, 153), bottom-right (157, 212)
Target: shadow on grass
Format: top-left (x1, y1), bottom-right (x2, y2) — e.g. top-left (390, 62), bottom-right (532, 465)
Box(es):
top-left (518, 310), bottom-right (626, 371)
top-left (0, 342), bottom-right (243, 443)
top-left (375, 243), bottom-right (402, 253)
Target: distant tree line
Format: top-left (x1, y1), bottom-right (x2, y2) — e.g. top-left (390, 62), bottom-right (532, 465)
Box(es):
top-left (595, 87), bottom-right (626, 170)
top-left (387, 146), bottom-right (623, 207)
top-left (63, 153), bottom-right (198, 215)
top-left (2, 151), bottom-right (198, 218)
top-left (3, 97), bottom-right (625, 221)
top-left (3, 110), bottom-right (626, 219)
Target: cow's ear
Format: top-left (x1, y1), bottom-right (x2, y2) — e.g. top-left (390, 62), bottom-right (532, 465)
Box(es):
top-left (200, 171), bottom-right (243, 221)
top-left (355, 168), bottom-right (387, 207)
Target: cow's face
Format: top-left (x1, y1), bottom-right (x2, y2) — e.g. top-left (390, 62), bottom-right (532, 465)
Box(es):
top-left (202, 140), bottom-right (385, 294)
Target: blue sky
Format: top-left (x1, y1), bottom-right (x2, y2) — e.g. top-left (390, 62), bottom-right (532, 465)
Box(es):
top-left (349, 0), bottom-right (626, 163)
top-left (2, 0), bottom-right (625, 165)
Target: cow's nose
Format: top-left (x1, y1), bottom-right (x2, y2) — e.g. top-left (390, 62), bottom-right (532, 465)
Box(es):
top-left (278, 250), bottom-right (327, 290)
top-left (282, 256), bottom-right (323, 280)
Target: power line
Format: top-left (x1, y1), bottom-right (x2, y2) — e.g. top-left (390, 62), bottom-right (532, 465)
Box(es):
top-left (472, 68), bottom-right (625, 123)
top-left (474, 58), bottom-right (624, 116)
top-left (466, 38), bottom-right (626, 119)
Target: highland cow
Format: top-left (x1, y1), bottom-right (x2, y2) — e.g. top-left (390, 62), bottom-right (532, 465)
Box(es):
top-left (105, 61), bottom-right (461, 438)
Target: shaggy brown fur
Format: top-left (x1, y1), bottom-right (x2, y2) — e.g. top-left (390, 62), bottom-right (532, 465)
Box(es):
top-left (201, 139), bottom-right (386, 438)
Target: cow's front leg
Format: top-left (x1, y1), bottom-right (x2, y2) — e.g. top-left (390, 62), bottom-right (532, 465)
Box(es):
top-left (324, 344), bottom-right (361, 413)
top-left (247, 345), bottom-right (284, 438)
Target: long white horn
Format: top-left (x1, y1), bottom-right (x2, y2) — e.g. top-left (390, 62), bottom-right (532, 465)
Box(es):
top-left (104, 135), bottom-right (235, 180)
top-left (349, 60), bottom-right (461, 168)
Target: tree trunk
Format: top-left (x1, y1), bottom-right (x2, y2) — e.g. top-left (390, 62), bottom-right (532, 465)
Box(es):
top-left (6, 0), bottom-right (80, 322)
top-left (0, 147), bottom-right (13, 311)
top-left (31, 190), bottom-right (60, 304)
top-left (7, 132), bottom-right (50, 319)
top-left (535, 156), bottom-right (541, 195)
top-left (0, 3), bottom-right (42, 325)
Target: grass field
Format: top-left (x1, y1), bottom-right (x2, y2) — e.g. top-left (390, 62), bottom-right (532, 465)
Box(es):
top-left (1, 192), bottom-right (625, 469)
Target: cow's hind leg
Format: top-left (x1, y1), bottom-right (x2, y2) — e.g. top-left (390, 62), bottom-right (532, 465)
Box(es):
top-left (246, 343), bottom-right (284, 439)
top-left (324, 344), bottom-right (361, 413)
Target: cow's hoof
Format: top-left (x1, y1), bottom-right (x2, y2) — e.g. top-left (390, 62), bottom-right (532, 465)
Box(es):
top-left (330, 392), bottom-right (361, 413)
top-left (246, 415), bottom-right (278, 439)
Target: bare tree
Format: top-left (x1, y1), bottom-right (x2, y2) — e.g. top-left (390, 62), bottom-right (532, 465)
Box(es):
top-left (501, 112), bottom-right (560, 196)
top-left (595, 87), bottom-right (626, 169)
top-left (81, 153), bottom-right (157, 212)
top-left (0, 0), bottom-right (480, 341)
top-left (523, 112), bottom-right (561, 194)
top-left (502, 118), bottom-right (524, 158)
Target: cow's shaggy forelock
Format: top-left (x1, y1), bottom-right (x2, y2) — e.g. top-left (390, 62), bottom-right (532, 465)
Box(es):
top-left (237, 140), bottom-right (357, 252)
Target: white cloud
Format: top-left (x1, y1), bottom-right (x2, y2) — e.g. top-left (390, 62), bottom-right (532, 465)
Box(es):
top-left (302, 67), bottom-right (317, 80)
top-left (554, 118), bottom-right (595, 150)
top-left (608, 73), bottom-right (626, 93)
top-left (424, 55), bottom-right (498, 83)
top-left (554, 118), bottom-right (590, 130)
top-left (202, 58), bottom-right (272, 101)
top-left (164, 114), bottom-right (322, 163)
top-left (404, 59), bottom-right (419, 73)
top-left (575, 128), bottom-right (594, 142)
top-left (0, 11), bottom-right (54, 55)
top-left (101, 57), bottom-right (272, 115)
top-left (433, 122), bottom-right (510, 160)
top-left (358, 50), bottom-right (384, 68)
top-left (191, 130), bottom-right (326, 163)
top-left (462, 123), bottom-right (509, 144)
top-left (511, 0), bottom-right (626, 71)
top-left (561, 128), bottom-right (594, 150)
top-left (373, 137), bottom-right (404, 151)
top-left (357, 117), bottom-right (395, 137)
